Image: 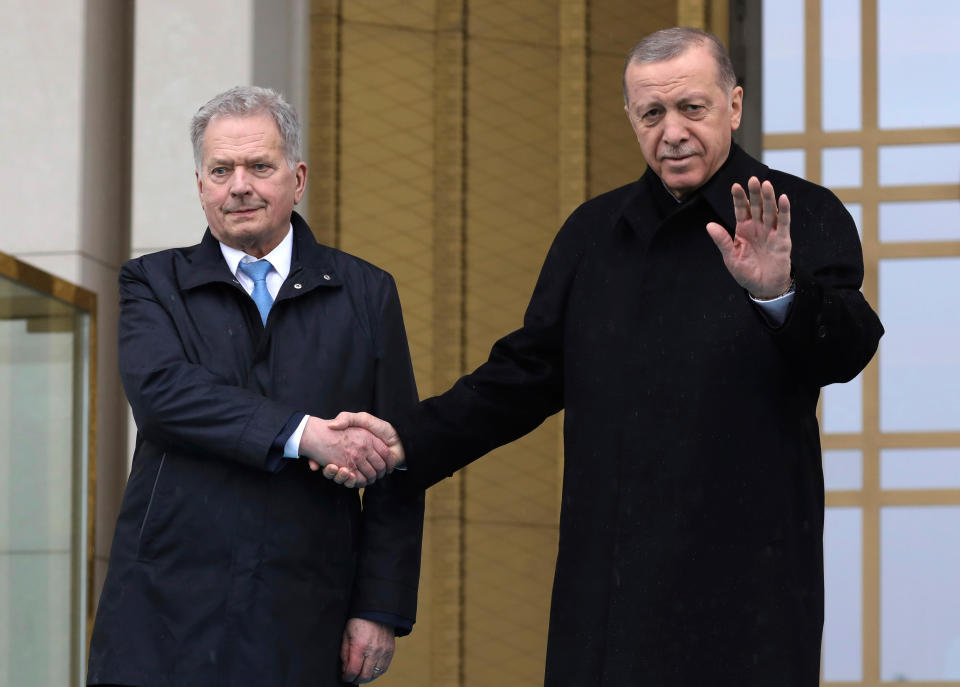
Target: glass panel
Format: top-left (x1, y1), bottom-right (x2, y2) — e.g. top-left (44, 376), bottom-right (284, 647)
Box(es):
top-left (880, 258), bottom-right (960, 431)
top-left (0, 552), bottom-right (72, 685)
top-left (881, 448), bottom-right (960, 489)
top-left (763, 149), bottom-right (805, 178)
top-left (879, 144), bottom-right (960, 186)
top-left (823, 508), bottom-right (862, 681)
top-left (0, 275), bottom-right (89, 687)
top-left (762, 0), bottom-right (805, 133)
top-left (882, 507), bottom-right (960, 680)
top-left (878, 0), bottom-right (960, 129)
top-left (822, 147), bottom-right (862, 188)
top-left (821, 0), bottom-right (862, 131)
top-left (822, 373), bottom-right (862, 434)
top-left (845, 202), bottom-right (862, 239)
top-left (824, 450), bottom-right (862, 491)
top-left (880, 200), bottom-right (960, 242)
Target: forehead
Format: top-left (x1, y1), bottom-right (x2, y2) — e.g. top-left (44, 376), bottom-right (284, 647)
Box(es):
top-left (202, 113), bottom-right (282, 156)
top-left (625, 46), bottom-right (721, 103)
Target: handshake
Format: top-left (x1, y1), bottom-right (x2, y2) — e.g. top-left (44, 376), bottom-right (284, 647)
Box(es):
top-left (299, 412), bottom-right (405, 488)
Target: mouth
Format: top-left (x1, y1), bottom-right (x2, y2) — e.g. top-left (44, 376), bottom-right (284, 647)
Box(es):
top-left (660, 152), bottom-right (696, 162)
top-left (226, 207), bottom-right (263, 216)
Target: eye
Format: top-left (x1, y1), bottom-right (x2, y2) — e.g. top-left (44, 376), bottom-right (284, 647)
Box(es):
top-left (253, 163), bottom-right (270, 172)
top-left (211, 166), bottom-right (229, 176)
top-left (640, 107), bottom-right (662, 123)
top-left (683, 104), bottom-right (705, 116)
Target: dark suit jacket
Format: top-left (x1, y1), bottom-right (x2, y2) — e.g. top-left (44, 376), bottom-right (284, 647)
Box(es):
top-left (396, 144), bottom-right (883, 686)
top-left (87, 212), bottom-right (424, 687)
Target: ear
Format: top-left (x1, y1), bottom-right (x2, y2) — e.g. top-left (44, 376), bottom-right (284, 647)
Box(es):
top-left (195, 170), bottom-right (204, 205)
top-left (624, 103), bottom-right (642, 141)
top-left (293, 161), bottom-right (308, 204)
top-left (729, 86), bottom-right (743, 132)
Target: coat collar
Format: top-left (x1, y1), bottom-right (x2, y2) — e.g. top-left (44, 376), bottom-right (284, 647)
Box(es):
top-left (177, 211), bottom-right (343, 297)
top-left (622, 142), bottom-right (769, 235)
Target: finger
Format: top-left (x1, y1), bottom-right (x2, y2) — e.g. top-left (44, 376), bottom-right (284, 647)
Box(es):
top-left (340, 412), bottom-right (399, 446)
top-left (333, 467), bottom-right (354, 485)
top-left (368, 436), bottom-right (394, 474)
top-left (747, 176), bottom-right (763, 222)
top-left (309, 460), bottom-right (321, 472)
top-left (341, 636), bottom-right (364, 683)
top-left (777, 193), bottom-right (791, 240)
top-left (358, 654), bottom-right (382, 684)
top-left (327, 411), bottom-right (357, 431)
top-left (705, 221), bottom-right (734, 259)
top-left (389, 440), bottom-right (405, 468)
top-left (321, 464), bottom-right (339, 478)
top-left (352, 455), bottom-right (377, 484)
top-left (366, 449), bottom-right (387, 480)
top-left (761, 180), bottom-right (778, 230)
top-left (730, 183), bottom-right (750, 224)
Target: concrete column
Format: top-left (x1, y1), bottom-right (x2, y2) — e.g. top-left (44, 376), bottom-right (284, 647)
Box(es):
top-left (0, 0), bottom-right (134, 629)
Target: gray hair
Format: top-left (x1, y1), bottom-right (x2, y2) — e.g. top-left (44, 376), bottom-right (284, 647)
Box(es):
top-left (622, 27), bottom-right (737, 105)
top-left (190, 86), bottom-right (302, 170)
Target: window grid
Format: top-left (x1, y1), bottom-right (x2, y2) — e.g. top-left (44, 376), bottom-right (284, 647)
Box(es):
top-left (763, 1), bottom-right (960, 685)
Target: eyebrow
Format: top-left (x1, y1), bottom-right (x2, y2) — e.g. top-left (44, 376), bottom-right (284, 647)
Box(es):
top-left (206, 154), bottom-right (271, 168)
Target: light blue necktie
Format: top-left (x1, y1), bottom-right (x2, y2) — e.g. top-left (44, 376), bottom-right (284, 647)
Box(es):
top-left (238, 259), bottom-right (274, 325)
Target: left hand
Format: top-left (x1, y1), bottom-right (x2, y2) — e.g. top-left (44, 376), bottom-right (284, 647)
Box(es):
top-left (341, 617), bottom-right (395, 684)
top-left (705, 176), bottom-right (792, 299)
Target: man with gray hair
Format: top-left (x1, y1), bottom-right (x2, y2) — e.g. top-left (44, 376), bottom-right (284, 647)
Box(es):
top-left (87, 86), bottom-right (423, 686)
top-left (330, 27), bottom-right (883, 685)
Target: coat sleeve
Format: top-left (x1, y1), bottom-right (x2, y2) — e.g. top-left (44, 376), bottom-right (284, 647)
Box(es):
top-left (118, 258), bottom-right (296, 469)
top-left (765, 183), bottom-right (884, 388)
top-left (348, 274), bottom-right (425, 632)
top-left (394, 209), bottom-right (588, 489)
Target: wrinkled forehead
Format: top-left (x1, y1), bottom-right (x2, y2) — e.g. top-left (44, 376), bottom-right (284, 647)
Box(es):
top-left (201, 114), bottom-right (282, 156)
top-left (625, 48), bottom-right (723, 100)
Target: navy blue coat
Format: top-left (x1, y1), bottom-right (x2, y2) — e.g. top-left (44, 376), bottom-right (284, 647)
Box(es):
top-left (88, 213), bottom-right (424, 687)
top-left (396, 145), bottom-right (883, 685)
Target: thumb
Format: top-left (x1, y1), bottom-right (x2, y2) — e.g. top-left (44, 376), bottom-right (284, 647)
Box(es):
top-left (705, 222), bottom-right (734, 258)
top-left (327, 411), bottom-right (358, 430)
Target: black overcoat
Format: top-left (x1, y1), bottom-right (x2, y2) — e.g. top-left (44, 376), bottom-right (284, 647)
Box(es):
top-left (396, 145), bottom-right (883, 685)
top-left (87, 213), bottom-right (424, 687)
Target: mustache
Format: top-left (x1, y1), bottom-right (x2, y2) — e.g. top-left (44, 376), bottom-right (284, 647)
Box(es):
top-left (659, 146), bottom-right (698, 160)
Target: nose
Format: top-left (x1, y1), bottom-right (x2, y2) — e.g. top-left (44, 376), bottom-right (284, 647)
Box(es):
top-left (661, 111), bottom-right (689, 145)
top-left (229, 166), bottom-right (252, 196)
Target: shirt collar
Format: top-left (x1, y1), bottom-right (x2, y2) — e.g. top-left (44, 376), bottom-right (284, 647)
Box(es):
top-left (219, 224), bottom-right (294, 280)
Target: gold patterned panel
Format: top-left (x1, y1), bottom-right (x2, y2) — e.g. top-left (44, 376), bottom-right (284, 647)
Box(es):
top-left (463, 522), bottom-right (558, 687)
top-left (463, 34), bottom-right (562, 525)
top-left (468, 0), bottom-right (559, 46)
top-left (590, 0), bottom-right (675, 56)
top-left (462, 24), bottom-right (563, 686)
top-left (339, 22), bottom-right (437, 394)
top-left (587, 2), bottom-right (675, 198)
top-left (307, 0), bottom-right (339, 247)
top-left (342, 0), bottom-right (437, 31)
top-left (336, 12), bottom-right (442, 686)
top-left (588, 52), bottom-right (649, 198)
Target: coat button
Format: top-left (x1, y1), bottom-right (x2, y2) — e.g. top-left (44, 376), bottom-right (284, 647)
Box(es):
top-left (323, 274), bottom-right (331, 281)
top-left (817, 324), bottom-right (828, 338)
top-left (293, 283), bottom-right (302, 289)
